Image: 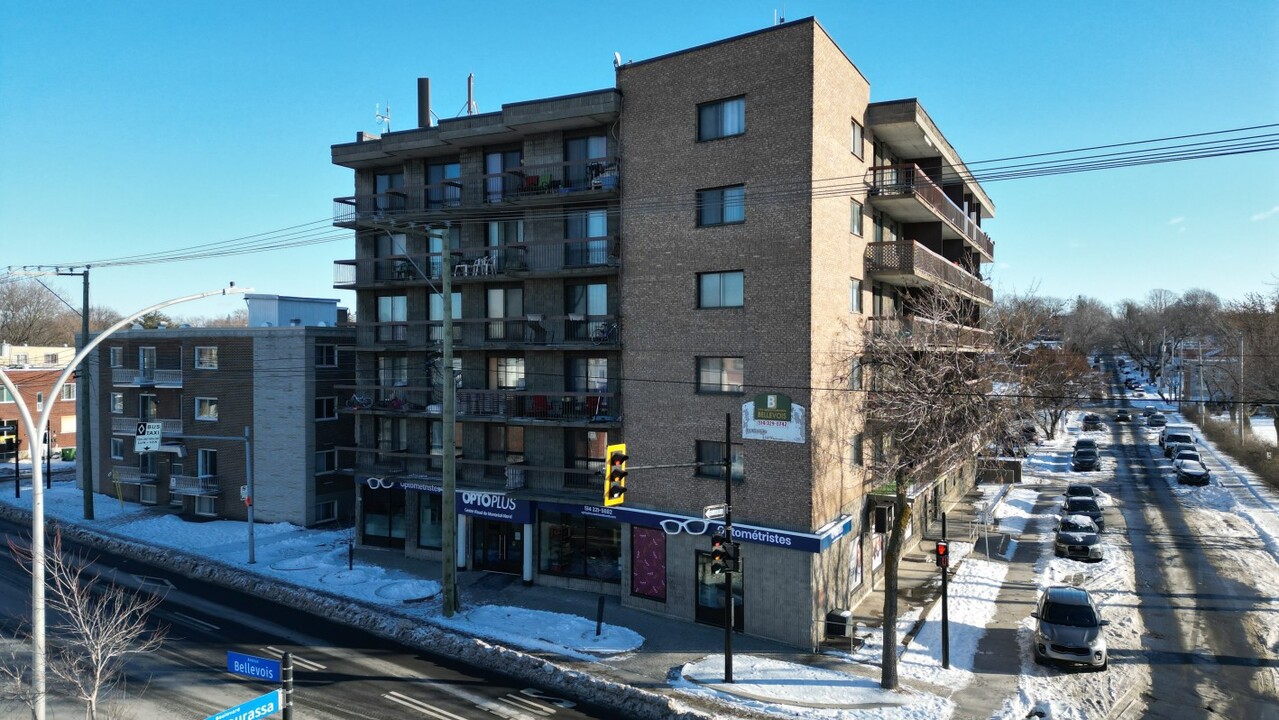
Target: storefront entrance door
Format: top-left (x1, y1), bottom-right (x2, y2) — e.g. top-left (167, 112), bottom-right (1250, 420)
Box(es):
top-left (472, 518), bottom-right (522, 574)
top-left (694, 550), bottom-right (744, 631)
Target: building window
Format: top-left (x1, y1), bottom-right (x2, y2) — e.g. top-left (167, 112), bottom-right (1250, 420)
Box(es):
top-left (695, 440), bottom-right (744, 481)
top-left (852, 432), bottom-right (864, 467)
top-left (631, 526), bottom-right (667, 601)
top-left (36, 393), bottom-right (43, 412)
top-left (314, 500), bottom-right (338, 524)
top-left (565, 209), bottom-right (609, 266)
top-left (537, 510), bottom-right (621, 582)
top-left (697, 357), bottom-right (744, 394)
top-left (697, 271), bottom-right (744, 309)
top-left (374, 170), bottom-right (405, 212)
top-left (198, 448), bottom-right (218, 478)
top-left (44, 353), bottom-right (58, 364)
top-left (110, 393), bottom-right (123, 413)
top-left (315, 448), bottom-right (337, 474)
top-left (418, 493), bottom-right (443, 549)
top-left (0, 387), bottom-right (12, 403)
top-left (315, 344), bottom-right (337, 367)
top-left (484, 149), bottom-right (522, 203)
top-left (850, 358), bottom-right (863, 390)
top-left (426, 160), bottom-right (461, 208)
top-left (194, 346), bottom-right (218, 369)
top-left (485, 286), bottom-right (524, 342)
top-left (315, 397), bottom-right (337, 420)
top-left (697, 96), bottom-right (745, 141)
top-left (697, 185), bottom-right (745, 227)
top-left (60, 384), bottom-right (75, 401)
top-left (851, 200), bottom-right (864, 236)
top-left (108, 347), bottom-right (123, 367)
top-left (488, 357), bottom-right (525, 390)
top-left (110, 438), bottom-right (124, 460)
top-left (377, 295), bottom-right (407, 342)
top-left (851, 119), bottom-right (864, 159)
top-left (194, 495), bottom-right (217, 517)
top-left (486, 219), bottom-right (525, 271)
top-left (14, 354), bottom-right (27, 365)
top-left (850, 278), bottom-right (863, 314)
top-left (195, 397), bottom-right (218, 421)
top-left (60, 415), bottom-right (75, 434)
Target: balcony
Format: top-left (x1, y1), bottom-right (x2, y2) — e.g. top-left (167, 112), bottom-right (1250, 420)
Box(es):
top-left (865, 240), bottom-right (994, 305)
top-left (332, 236), bottom-right (619, 292)
top-left (332, 157), bottom-right (620, 227)
top-left (868, 164), bottom-right (993, 260)
top-left (110, 466), bottom-right (157, 485)
top-left (348, 454), bottom-right (603, 497)
top-left (867, 316), bottom-right (992, 352)
top-left (170, 474), bottom-right (219, 496)
top-left (455, 389), bottom-right (620, 424)
top-left (111, 367), bottom-right (182, 387)
top-left (111, 416), bottom-right (183, 436)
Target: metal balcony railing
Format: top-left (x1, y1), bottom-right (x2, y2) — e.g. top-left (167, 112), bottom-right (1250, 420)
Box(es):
top-left (454, 389), bottom-right (620, 422)
top-left (170, 474), bottom-right (219, 495)
top-left (867, 316), bottom-right (993, 351)
top-left (111, 367), bottom-right (183, 387)
top-left (869, 163), bottom-right (993, 258)
top-left (111, 416), bottom-right (183, 436)
top-left (333, 158), bottom-right (620, 225)
top-left (865, 240), bottom-right (994, 304)
top-left (110, 466), bottom-right (157, 485)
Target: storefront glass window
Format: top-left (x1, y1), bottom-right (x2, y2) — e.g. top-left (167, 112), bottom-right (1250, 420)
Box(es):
top-left (362, 486), bottom-right (405, 549)
top-left (537, 510), bottom-right (621, 583)
top-left (418, 493), bottom-right (442, 549)
top-left (695, 550), bottom-right (743, 630)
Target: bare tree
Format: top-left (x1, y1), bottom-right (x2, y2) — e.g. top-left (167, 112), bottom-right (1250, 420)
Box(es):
top-left (1059, 295), bottom-right (1113, 356)
top-left (850, 289), bottom-right (1044, 689)
top-left (0, 280), bottom-right (75, 346)
top-left (1022, 347), bottom-right (1093, 440)
top-left (8, 531), bottom-right (166, 720)
top-left (0, 623), bottom-right (38, 717)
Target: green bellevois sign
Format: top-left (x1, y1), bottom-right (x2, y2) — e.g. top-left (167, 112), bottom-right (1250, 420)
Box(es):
top-left (753, 393), bottom-right (792, 422)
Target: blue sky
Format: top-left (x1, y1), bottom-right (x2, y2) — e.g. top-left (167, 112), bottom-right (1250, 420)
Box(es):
top-left (2, 1), bottom-right (1276, 319)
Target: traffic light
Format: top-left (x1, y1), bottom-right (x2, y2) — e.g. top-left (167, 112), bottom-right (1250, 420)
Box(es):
top-left (935, 540), bottom-right (949, 568)
top-left (710, 532), bottom-right (737, 575)
top-left (604, 443), bottom-right (628, 507)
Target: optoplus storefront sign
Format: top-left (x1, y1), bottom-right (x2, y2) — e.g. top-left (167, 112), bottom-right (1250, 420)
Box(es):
top-left (537, 501), bottom-right (852, 553)
top-left (457, 491), bottom-right (531, 524)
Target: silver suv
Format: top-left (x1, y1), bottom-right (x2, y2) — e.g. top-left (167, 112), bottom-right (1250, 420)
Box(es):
top-left (1032, 586), bottom-right (1109, 670)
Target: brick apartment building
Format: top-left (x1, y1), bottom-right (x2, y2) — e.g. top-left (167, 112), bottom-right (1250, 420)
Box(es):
top-left (330, 18), bottom-right (996, 648)
top-left (85, 296), bottom-right (356, 526)
top-left (1, 344), bottom-right (79, 461)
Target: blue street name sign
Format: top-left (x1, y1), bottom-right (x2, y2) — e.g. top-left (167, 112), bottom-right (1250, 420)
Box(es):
top-left (206, 689), bottom-right (282, 720)
top-left (227, 651), bottom-right (281, 682)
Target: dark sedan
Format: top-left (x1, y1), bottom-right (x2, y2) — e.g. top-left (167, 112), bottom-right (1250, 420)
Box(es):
top-left (1061, 497), bottom-right (1105, 531)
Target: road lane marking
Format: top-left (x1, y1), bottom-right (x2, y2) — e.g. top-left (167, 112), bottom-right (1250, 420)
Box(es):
top-left (497, 694), bottom-right (552, 715)
top-left (261, 645), bottom-right (326, 670)
top-left (384, 691), bottom-right (469, 720)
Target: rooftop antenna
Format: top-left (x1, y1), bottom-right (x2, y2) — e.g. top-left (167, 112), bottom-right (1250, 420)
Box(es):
top-left (375, 102), bottom-right (391, 133)
top-left (465, 73), bottom-right (478, 115)
top-left (613, 51), bottom-right (622, 69)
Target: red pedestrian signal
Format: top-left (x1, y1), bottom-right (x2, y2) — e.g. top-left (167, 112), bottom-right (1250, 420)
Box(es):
top-left (935, 540), bottom-right (949, 568)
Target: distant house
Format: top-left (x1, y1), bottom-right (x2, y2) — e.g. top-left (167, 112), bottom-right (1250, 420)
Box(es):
top-left (0, 344), bottom-right (79, 460)
top-left (85, 296), bottom-right (356, 526)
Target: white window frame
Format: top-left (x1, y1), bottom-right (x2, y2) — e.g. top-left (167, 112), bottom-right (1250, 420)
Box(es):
top-left (851, 119), bottom-right (864, 159)
top-left (314, 500), bottom-right (338, 524)
top-left (195, 397), bottom-right (218, 421)
top-left (110, 438), bottom-right (124, 460)
top-left (315, 448), bottom-right (337, 475)
top-left (850, 278), bottom-right (863, 314)
top-left (1, 387), bottom-right (12, 403)
top-left (110, 392), bottom-right (124, 414)
top-left (851, 199), bottom-right (864, 236)
top-left (315, 344), bottom-right (338, 367)
top-left (315, 397), bottom-right (337, 421)
top-left (139, 484), bottom-right (157, 505)
top-left (109, 347), bottom-right (123, 367)
top-left (194, 346), bottom-right (219, 370)
top-left (36, 392), bottom-right (43, 412)
top-left (194, 495), bottom-right (217, 517)
top-left (61, 384), bottom-right (76, 401)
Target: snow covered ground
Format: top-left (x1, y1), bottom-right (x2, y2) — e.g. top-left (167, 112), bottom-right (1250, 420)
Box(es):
top-left (2, 396), bottom-right (1276, 719)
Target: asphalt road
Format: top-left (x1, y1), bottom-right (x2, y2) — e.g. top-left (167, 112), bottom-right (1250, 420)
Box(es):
top-left (0, 516), bottom-right (613, 719)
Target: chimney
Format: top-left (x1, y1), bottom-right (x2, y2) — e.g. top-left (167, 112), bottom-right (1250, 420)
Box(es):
top-left (418, 77), bottom-right (432, 128)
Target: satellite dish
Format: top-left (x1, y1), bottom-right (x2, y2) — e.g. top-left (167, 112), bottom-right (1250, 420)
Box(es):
top-left (613, 52), bottom-right (622, 69)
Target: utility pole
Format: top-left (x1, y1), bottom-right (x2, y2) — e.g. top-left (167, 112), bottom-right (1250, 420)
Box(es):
top-left (58, 266), bottom-right (94, 520)
top-left (439, 225), bottom-right (459, 617)
top-left (722, 412), bottom-right (734, 683)
top-left (1238, 336), bottom-right (1245, 444)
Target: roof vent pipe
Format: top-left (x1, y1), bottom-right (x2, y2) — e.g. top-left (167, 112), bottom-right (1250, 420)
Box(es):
top-left (418, 78), bottom-right (432, 128)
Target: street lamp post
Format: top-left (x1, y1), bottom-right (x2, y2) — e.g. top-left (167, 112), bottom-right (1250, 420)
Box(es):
top-left (0, 284), bottom-right (247, 720)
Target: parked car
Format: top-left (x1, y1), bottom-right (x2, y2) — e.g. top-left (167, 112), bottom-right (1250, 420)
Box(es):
top-left (1065, 483), bottom-right (1100, 500)
top-left (1164, 441), bottom-right (1197, 460)
top-left (1174, 452), bottom-right (1211, 486)
top-left (1162, 433), bottom-right (1196, 456)
top-left (1159, 423), bottom-right (1196, 448)
top-left (1061, 497), bottom-right (1105, 530)
top-left (1072, 448), bottom-right (1101, 472)
top-left (1082, 413), bottom-right (1103, 431)
top-left (1147, 413), bottom-right (1167, 428)
top-left (1074, 438), bottom-right (1098, 451)
top-left (1115, 409), bottom-right (1132, 422)
top-left (1032, 586), bottom-right (1110, 669)
top-left (1055, 515), bottom-right (1103, 561)
top-left (1142, 406), bottom-right (1157, 417)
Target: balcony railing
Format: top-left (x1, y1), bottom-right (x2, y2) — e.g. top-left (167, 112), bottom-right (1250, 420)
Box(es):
top-left (333, 157), bottom-right (620, 225)
top-left (868, 316), bottom-right (993, 351)
top-left (111, 416), bottom-right (183, 436)
top-left (170, 474), bottom-right (219, 495)
top-left (349, 455), bottom-right (603, 495)
top-left (865, 240), bottom-right (994, 304)
top-left (869, 163), bottom-right (993, 259)
top-left (110, 466), bottom-right (157, 485)
top-left (455, 389), bottom-right (620, 423)
top-left (111, 367), bottom-right (183, 387)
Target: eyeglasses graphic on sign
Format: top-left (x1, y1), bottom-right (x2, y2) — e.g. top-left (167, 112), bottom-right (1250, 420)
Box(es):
top-left (659, 518), bottom-right (711, 535)
top-left (365, 477), bottom-right (395, 489)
